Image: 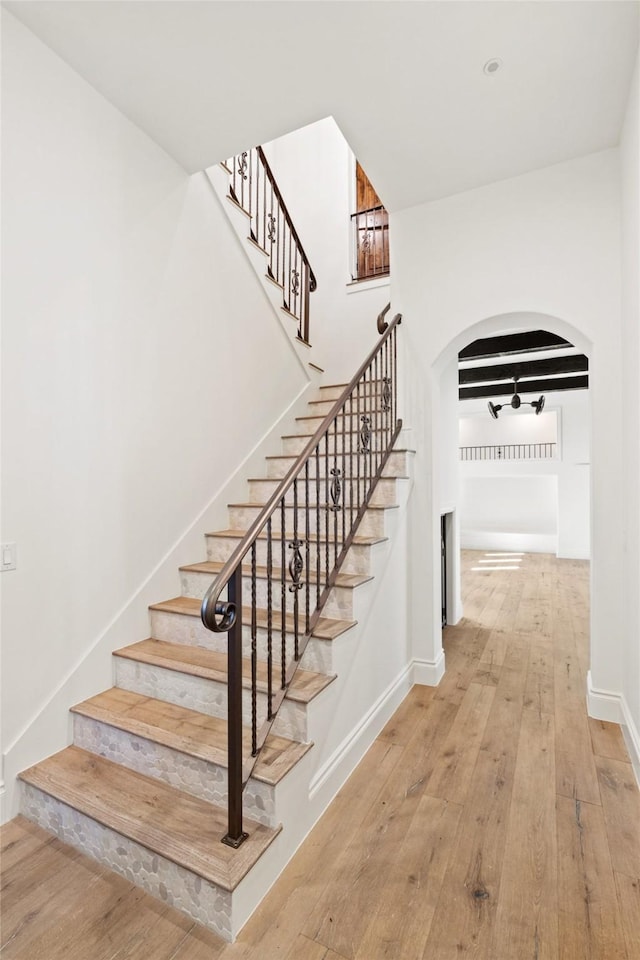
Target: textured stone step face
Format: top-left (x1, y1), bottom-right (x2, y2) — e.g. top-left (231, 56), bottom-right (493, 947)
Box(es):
top-left (265, 448), bottom-right (412, 480)
top-left (306, 392), bottom-right (391, 417)
top-left (179, 561), bottom-right (370, 622)
top-left (18, 746), bottom-right (280, 940)
top-left (227, 502), bottom-right (393, 539)
top-left (205, 529), bottom-right (385, 575)
top-left (246, 475), bottom-right (398, 507)
top-left (70, 688), bottom-right (310, 828)
top-left (114, 634), bottom-right (336, 742)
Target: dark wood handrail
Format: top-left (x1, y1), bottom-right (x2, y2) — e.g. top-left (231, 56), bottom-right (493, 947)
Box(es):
top-left (200, 311), bottom-right (401, 634)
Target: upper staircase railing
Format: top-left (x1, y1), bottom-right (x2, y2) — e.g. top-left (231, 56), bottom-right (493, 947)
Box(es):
top-left (201, 308), bottom-right (402, 846)
top-left (223, 147), bottom-right (317, 346)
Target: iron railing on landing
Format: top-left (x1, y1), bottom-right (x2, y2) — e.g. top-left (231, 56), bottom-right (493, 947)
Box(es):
top-left (201, 308), bottom-right (402, 846)
top-left (460, 443), bottom-right (556, 461)
top-left (224, 147), bottom-right (317, 346)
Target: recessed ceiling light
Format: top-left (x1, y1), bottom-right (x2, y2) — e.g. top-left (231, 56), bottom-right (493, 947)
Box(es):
top-left (483, 58), bottom-right (502, 76)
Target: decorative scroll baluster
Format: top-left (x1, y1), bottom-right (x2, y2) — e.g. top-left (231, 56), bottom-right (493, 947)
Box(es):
top-left (201, 311), bottom-right (402, 847)
top-left (224, 146), bottom-right (316, 344)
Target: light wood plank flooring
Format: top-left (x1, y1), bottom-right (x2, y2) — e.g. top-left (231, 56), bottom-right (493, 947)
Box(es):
top-left (2, 551), bottom-right (639, 959)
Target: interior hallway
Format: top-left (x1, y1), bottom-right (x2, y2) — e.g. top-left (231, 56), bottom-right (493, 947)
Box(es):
top-left (2, 551), bottom-right (639, 959)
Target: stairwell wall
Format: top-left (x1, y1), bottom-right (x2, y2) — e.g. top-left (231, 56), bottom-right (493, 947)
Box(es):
top-left (0, 11), bottom-right (310, 818)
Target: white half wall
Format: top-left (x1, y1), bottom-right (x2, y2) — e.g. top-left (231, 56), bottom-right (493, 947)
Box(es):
top-left (0, 12), bottom-right (310, 818)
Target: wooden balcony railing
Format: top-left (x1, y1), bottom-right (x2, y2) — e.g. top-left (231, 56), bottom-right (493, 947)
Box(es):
top-left (350, 205), bottom-right (389, 281)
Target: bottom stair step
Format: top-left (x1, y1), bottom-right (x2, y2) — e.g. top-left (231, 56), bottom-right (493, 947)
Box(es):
top-left (19, 746), bottom-right (280, 940)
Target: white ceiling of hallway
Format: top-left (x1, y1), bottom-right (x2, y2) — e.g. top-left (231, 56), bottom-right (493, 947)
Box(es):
top-left (4, 1), bottom-right (639, 211)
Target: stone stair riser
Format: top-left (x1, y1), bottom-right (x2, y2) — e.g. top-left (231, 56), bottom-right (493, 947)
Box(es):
top-left (72, 713), bottom-right (277, 827)
top-left (227, 504), bottom-right (387, 539)
top-left (21, 782), bottom-right (233, 939)
top-left (265, 449), bottom-right (411, 480)
top-left (114, 657), bottom-right (309, 742)
top-left (149, 608), bottom-right (338, 667)
top-left (179, 570), bottom-right (355, 621)
top-left (246, 476), bottom-right (397, 506)
top-left (307, 395), bottom-right (391, 416)
top-left (205, 533), bottom-right (376, 575)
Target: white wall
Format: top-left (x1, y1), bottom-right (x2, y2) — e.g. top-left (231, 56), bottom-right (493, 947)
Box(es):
top-left (391, 150), bottom-right (621, 707)
top-left (620, 47), bottom-right (640, 772)
top-left (263, 119), bottom-right (391, 380)
top-left (0, 12), bottom-right (310, 815)
top-left (458, 390), bottom-right (590, 559)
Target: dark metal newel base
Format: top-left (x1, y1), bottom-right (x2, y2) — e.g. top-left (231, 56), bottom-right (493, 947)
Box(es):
top-left (222, 831), bottom-right (249, 849)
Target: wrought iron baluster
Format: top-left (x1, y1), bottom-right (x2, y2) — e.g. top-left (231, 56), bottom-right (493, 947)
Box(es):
top-left (341, 407), bottom-right (346, 549)
top-left (221, 565), bottom-right (248, 848)
top-left (305, 460), bottom-right (310, 636)
top-left (290, 478), bottom-right (301, 661)
top-left (266, 517), bottom-right (273, 720)
top-left (280, 497), bottom-right (286, 690)
top-left (315, 444), bottom-right (321, 609)
top-left (324, 432), bottom-right (329, 586)
top-left (332, 418), bottom-right (340, 566)
top-left (250, 543), bottom-right (258, 756)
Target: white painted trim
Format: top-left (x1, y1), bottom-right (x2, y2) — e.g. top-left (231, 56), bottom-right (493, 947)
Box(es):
top-left (621, 698), bottom-right (640, 787)
top-left (586, 670), bottom-right (623, 723)
top-left (346, 276), bottom-right (391, 295)
top-left (587, 671), bottom-right (640, 786)
top-left (413, 651), bottom-right (446, 687)
top-left (308, 662), bottom-right (413, 799)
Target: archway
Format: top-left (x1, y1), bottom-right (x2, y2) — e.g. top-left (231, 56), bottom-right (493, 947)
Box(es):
top-left (429, 310), bottom-right (593, 684)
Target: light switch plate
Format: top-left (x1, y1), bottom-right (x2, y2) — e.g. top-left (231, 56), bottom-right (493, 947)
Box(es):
top-left (1, 542), bottom-right (17, 571)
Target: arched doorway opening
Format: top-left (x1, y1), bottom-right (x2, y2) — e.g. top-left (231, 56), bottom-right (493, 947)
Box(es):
top-left (430, 310), bottom-right (592, 677)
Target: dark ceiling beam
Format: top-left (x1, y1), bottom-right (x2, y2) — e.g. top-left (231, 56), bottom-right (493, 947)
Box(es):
top-left (459, 354), bottom-right (589, 385)
top-left (459, 375), bottom-right (589, 401)
top-left (459, 330), bottom-right (572, 361)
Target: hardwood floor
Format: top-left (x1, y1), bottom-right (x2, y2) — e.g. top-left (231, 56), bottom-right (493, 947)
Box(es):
top-left (2, 551), bottom-right (639, 959)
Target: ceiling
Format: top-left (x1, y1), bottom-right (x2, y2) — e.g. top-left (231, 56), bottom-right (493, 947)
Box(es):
top-left (3, 1), bottom-right (639, 212)
top-left (458, 331), bottom-right (588, 403)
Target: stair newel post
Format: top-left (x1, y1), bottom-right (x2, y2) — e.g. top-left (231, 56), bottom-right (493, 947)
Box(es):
top-left (222, 564), bottom-right (248, 848)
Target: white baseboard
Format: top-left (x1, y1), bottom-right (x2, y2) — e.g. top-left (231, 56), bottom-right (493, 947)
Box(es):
top-left (587, 671), bottom-right (640, 786)
top-left (413, 651), bottom-right (446, 686)
top-left (309, 662), bottom-right (413, 799)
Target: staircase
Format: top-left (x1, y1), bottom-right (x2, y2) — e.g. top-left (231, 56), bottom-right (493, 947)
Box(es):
top-left (17, 322), bottom-right (413, 942)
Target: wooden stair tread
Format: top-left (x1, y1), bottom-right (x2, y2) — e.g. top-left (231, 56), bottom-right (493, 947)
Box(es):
top-left (115, 636), bottom-right (337, 702)
top-left (227, 500), bottom-right (397, 512)
top-left (150, 594), bottom-right (356, 641)
top-left (18, 746), bottom-right (278, 891)
top-left (180, 560), bottom-right (372, 589)
top-left (207, 528), bottom-right (387, 548)
top-left (265, 447), bottom-right (414, 460)
top-left (71, 688), bottom-right (310, 785)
